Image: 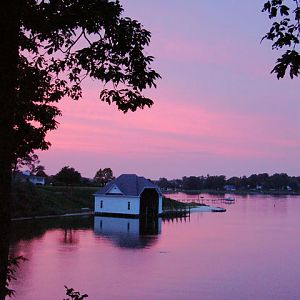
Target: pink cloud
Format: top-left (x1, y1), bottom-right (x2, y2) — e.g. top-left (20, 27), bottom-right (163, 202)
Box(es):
top-left (38, 85), bottom-right (293, 178)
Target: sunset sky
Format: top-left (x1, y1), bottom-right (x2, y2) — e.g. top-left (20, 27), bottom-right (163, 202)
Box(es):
top-left (37, 0), bottom-right (300, 179)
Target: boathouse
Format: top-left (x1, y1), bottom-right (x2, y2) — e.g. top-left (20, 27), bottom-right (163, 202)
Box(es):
top-left (94, 174), bottom-right (163, 217)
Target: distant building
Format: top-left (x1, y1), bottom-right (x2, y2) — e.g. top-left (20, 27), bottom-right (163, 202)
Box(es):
top-left (224, 185), bottom-right (236, 192)
top-left (94, 174), bottom-right (163, 217)
top-left (17, 171), bottom-right (46, 185)
top-left (28, 176), bottom-right (45, 185)
top-left (23, 170), bottom-right (31, 176)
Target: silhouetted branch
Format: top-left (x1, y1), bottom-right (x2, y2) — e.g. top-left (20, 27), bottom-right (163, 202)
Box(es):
top-left (5, 256), bottom-right (27, 298)
top-left (63, 286), bottom-right (88, 300)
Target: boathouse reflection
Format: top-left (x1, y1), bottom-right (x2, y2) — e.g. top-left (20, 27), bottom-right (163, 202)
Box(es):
top-left (94, 216), bottom-right (161, 249)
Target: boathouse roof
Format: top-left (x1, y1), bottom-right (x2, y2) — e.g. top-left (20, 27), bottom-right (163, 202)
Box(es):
top-left (95, 174), bottom-right (162, 197)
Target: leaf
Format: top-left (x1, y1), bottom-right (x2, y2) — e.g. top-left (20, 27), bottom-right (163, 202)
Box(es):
top-left (280, 5), bottom-right (289, 16)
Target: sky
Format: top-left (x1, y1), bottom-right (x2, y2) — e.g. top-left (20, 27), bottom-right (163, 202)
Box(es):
top-left (37, 0), bottom-right (300, 179)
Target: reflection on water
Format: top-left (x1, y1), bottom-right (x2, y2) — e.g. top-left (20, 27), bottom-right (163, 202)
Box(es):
top-left (8, 194), bottom-right (300, 300)
top-left (61, 229), bottom-right (79, 245)
top-left (94, 216), bottom-right (161, 249)
top-left (10, 216), bottom-right (93, 246)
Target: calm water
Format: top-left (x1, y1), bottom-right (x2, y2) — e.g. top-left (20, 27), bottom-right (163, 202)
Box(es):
top-left (9, 193), bottom-right (300, 300)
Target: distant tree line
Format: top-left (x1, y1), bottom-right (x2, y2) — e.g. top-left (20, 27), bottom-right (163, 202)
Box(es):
top-left (14, 158), bottom-right (300, 192)
top-left (50, 166), bottom-right (115, 186)
top-left (156, 173), bottom-right (300, 192)
top-left (14, 164), bottom-right (115, 187)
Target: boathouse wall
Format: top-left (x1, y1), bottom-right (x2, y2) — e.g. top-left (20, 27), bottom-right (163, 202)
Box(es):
top-left (95, 195), bottom-right (140, 216)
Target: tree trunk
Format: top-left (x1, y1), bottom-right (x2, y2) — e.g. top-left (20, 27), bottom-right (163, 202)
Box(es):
top-left (0, 1), bottom-right (20, 299)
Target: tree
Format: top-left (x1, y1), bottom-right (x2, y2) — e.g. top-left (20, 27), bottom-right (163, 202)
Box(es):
top-left (247, 174), bottom-right (259, 189)
top-left (269, 173), bottom-right (289, 189)
top-left (226, 176), bottom-right (243, 189)
top-left (182, 176), bottom-right (201, 190)
top-left (158, 177), bottom-right (169, 189)
top-left (93, 168), bottom-right (114, 186)
top-left (55, 166), bottom-right (82, 185)
top-left (11, 153), bottom-right (40, 178)
top-left (0, 0), bottom-right (159, 202)
top-left (0, 2), bottom-right (159, 297)
top-left (204, 175), bottom-right (226, 190)
top-left (64, 286), bottom-right (88, 300)
top-left (262, 0), bottom-right (300, 78)
top-left (33, 165), bottom-right (48, 177)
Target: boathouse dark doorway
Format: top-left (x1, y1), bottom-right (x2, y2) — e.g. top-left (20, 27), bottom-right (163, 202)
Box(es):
top-left (140, 188), bottom-right (159, 218)
top-left (139, 216), bottom-right (159, 235)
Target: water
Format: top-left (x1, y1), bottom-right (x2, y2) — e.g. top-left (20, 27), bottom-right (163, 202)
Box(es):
top-left (9, 194), bottom-right (300, 300)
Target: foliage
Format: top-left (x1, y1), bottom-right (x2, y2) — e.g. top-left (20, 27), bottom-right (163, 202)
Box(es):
top-left (4, 256), bottom-right (87, 299)
top-left (34, 165), bottom-right (48, 177)
top-left (5, 256), bottom-right (27, 298)
top-left (158, 177), bottom-right (169, 189)
top-left (55, 166), bottom-right (82, 185)
top-left (182, 176), bottom-right (203, 190)
top-left (64, 286), bottom-right (88, 300)
top-left (12, 152), bottom-right (40, 174)
top-left (162, 197), bottom-right (187, 210)
top-left (2, 0), bottom-right (160, 166)
top-left (262, 0), bottom-right (300, 78)
top-left (93, 167), bottom-right (114, 186)
top-left (11, 183), bottom-right (96, 218)
top-left (157, 173), bottom-right (300, 192)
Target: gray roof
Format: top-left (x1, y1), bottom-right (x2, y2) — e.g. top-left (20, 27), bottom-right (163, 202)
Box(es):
top-left (95, 174), bottom-right (162, 197)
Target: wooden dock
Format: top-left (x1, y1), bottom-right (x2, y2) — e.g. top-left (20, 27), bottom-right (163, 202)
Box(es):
top-left (162, 206), bottom-right (191, 219)
top-left (171, 197), bottom-right (236, 205)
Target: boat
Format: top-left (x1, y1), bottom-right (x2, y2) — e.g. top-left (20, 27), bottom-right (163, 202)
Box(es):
top-left (224, 196), bottom-right (235, 202)
top-left (211, 207), bottom-right (226, 212)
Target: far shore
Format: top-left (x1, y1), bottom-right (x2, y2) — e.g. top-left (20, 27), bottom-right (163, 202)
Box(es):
top-left (163, 189), bottom-right (300, 196)
top-left (11, 183), bottom-right (298, 221)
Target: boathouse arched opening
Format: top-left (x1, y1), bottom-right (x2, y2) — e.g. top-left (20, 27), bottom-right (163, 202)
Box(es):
top-left (139, 188), bottom-right (159, 217)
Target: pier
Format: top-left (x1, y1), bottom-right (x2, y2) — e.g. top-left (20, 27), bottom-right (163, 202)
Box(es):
top-left (169, 196), bottom-right (236, 205)
top-left (162, 206), bottom-right (191, 219)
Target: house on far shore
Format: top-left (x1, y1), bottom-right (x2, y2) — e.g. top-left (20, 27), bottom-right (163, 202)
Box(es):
top-left (28, 175), bottom-right (45, 185)
top-left (94, 174), bottom-right (163, 218)
top-left (224, 185), bottom-right (236, 192)
top-left (23, 170), bottom-right (45, 185)
top-left (15, 171), bottom-right (45, 185)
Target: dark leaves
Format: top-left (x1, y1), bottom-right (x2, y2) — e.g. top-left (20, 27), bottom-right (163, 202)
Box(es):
top-left (64, 286), bottom-right (88, 300)
top-left (14, 0), bottom-right (160, 162)
top-left (272, 50), bottom-right (300, 78)
top-left (100, 88), bottom-right (153, 113)
top-left (280, 5), bottom-right (290, 16)
top-left (5, 256), bottom-right (27, 298)
top-left (262, 0), bottom-right (300, 79)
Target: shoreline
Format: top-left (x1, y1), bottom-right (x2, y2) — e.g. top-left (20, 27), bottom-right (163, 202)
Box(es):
top-left (163, 189), bottom-right (300, 196)
top-left (11, 211), bottom-right (94, 222)
top-left (11, 204), bottom-right (225, 221)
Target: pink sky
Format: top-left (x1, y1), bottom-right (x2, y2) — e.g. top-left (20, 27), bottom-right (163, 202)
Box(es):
top-left (37, 0), bottom-right (300, 179)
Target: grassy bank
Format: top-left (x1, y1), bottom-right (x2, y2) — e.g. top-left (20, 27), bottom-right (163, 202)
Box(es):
top-left (162, 197), bottom-right (188, 210)
top-left (12, 183), bottom-right (98, 218)
top-left (11, 183), bottom-right (186, 218)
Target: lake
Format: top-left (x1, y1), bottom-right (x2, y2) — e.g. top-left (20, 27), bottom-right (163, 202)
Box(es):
top-left (9, 193), bottom-right (300, 300)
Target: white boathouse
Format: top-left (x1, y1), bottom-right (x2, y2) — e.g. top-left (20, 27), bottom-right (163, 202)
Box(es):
top-left (94, 174), bottom-right (163, 217)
